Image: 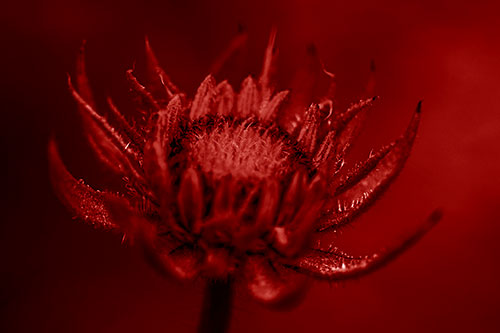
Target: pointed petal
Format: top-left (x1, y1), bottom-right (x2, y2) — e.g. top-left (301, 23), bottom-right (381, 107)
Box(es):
top-left (273, 175), bottom-right (325, 257)
top-left (106, 97), bottom-right (146, 147)
top-left (297, 104), bottom-right (320, 153)
top-left (237, 76), bottom-right (260, 118)
top-left (190, 75), bottom-right (216, 119)
top-left (333, 142), bottom-right (395, 195)
top-left (255, 180), bottom-right (280, 231)
top-left (143, 96), bottom-right (184, 233)
top-left (75, 41), bottom-right (96, 108)
top-left (68, 77), bottom-right (144, 183)
top-left (209, 27), bottom-right (248, 76)
top-left (243, 256), bottom-right (308, 308)
top-left (48, 139), bottom-right (119, 230)
top-left (259, 27), bottom-right (278, 101)
top-left (318, 103), bottom-right (422, 231)
top-left (292, 209), bottom-right (442, 280)
top-left (126, 69), bottom-right (161, 112)
top-left (145, 37), bottom-right (180, 96)
top-left (214, 80), bottom-right (234, 116)
top-left (258, 90), bottom-right (289, 122)
top-left (331, 96), bottom-right (377, 133)
top-left (278, 44), bottom-right (323, 133)
top-left (177, 167), bottom-right (204, 229)
top-left (276, 170), bottom-right (307, 226)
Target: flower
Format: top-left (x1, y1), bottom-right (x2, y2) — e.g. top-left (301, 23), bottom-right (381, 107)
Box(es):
top-left (49, 32), bottom-right (441, 308)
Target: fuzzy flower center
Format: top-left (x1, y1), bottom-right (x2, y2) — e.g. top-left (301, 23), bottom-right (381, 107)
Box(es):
top-left (190, 122), bottom-right (290, 180)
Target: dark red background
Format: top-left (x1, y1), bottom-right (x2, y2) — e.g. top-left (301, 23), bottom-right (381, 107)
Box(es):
top-left (4, 0), bottom-right (500, 332)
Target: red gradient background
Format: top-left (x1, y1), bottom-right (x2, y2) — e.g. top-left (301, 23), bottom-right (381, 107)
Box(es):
top-left (3, 1), bottom-right (500, 332)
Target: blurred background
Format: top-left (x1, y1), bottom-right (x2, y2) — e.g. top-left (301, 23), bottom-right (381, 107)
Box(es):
top-left (3, 0), bottom-right (500, 332)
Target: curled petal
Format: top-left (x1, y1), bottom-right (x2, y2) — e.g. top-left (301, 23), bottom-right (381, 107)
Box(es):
top-left (75, 41), bottom-right (96, 108)
top-left (190, 75), bottom-right (216, 119)
top-left (126, 69), bottom-right (161, 113)
top-left (318, 103), bottom-right (421, 231)
top-left (292, 209), bottom-right (442, 280)
top-left (331, 96), bottom-right (377, 133)
top-left (243, 256), bottom-right (308, 309)
top-left (48, 139), bottom-right (119, 230)
top-left (145, 37), bottom-right (180, 98)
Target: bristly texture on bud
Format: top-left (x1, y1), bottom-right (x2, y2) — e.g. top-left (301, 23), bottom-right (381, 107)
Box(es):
top-left (49, 32), bottom-right (441, 308)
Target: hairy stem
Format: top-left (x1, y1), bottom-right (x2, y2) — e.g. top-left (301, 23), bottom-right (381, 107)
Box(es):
top-left (197, 279), bottom-right (233, 333)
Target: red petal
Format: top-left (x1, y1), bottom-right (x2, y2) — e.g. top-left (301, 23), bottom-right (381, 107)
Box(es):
top-left (190, 75), bottom-right (216, 119)
top-left (259, 27), bottom-right (278, 102)
top-left (48, 139), bottom-right (119, 230)
top-left (68, 77), bottom-right (144, 183)
top-left (258, 89), bottom-right (289, 122)
top-left (243, 256), bottom-right (308, 309)
top-left (292, 209), bottom-right (442, 280)
top-left (276, 170), bottom-right (307, 226)
top-left (145, 37), bottom-right (180, 98)
top-left (330, 96), bottom-right (377, 134)
top-left (318, 104), bottom-right (421, 231)
top-left (126, 69), bottom-right (161, 112)
top-left (75, 41), bottom-right (96, 108)
top-left (297, 104), bottom-right (320, 153)
top-left (278, 44), bottom-right (322, 134)
top-left (273, 175), bottom-right (325, 257)
top-left (209, 27), bottom-right (248, 76)
top-left (214, 80), bottom-right (235, 116)
top-left (237, 76), bottom-right (260, 118)
top-left (177, 167), bottom-right (204, 229)
top-left (106, 97), bottom-right (146, 147)
top-left (255, 180), bottom-right (280, 230)
top-left (143, 96), bottom-right (184, 233)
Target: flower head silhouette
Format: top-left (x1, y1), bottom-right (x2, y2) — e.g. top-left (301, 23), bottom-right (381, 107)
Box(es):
top-left (49, 31), bottom-right (441, 319)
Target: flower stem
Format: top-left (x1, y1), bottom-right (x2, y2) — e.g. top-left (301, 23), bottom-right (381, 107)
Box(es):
top-left (197, 278), bottom-right (233, 333)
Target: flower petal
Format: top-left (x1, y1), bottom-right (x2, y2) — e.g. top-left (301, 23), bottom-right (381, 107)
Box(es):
top-left (292, 209), bottom-right (442, 280)
top-left (258, 90), bottom-right (289, 122)
top-left (48, 139), bottom-right (119, 230)
top-left (177, 167), bottom-right (204, 230)
top-left (126, 69), bottom-right (161, 113)
top-left (145, 37), bottom-right (180, 98)
top-left (214, 80), bottom-right (235, 116)
top-left (276, 170), bottom-right (307, 226)
top-left (259, 27), bottom-right (278, 102)
top-left (318, 103), bottom-right (421, 231)
top-left (190, 75), bottom-right (216, 119)
top-left (68, 76), bottom-right (144, 183)
top-left (237, 76), bottom-right (260, 118)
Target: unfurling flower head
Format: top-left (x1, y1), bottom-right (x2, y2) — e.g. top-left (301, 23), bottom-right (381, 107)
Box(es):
top-left (49, 32), bottom-right (441, 307)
